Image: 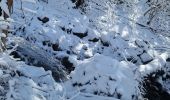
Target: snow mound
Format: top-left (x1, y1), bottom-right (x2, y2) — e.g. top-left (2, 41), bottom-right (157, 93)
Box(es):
top-left (0, 53), bottom-right (139, 100)
top-left (7, 66), bottom-right (63, 100)
top-left (0, 54), bottom-right (63, 100)
top-left (139, 53), bottom-right (168, 75)
top-left (65, 54), bottom-right (138, 100)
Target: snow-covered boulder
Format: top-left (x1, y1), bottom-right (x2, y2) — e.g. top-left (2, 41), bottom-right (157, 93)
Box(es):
top-left (140, 52), bottom-right (153, 64)
top-left (9, 37), bottom-right (68, 81)
top-left (65, 54), bottom-right (138, 100)
top-left (0, 54), bottom-right (64, 100)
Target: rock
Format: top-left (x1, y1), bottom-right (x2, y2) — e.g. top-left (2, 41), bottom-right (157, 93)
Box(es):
top-left (73, 31), bottom-right (88, 38)
top-left (166, 58), bottom-right (170, 62)
top-left (126, 56), bottom-right (138, 63)
top-left (88, 38), bottom-right (99, 42)
top-left (37, 17), bottom-right (49, 23)
top-left (71, 0), bottom-right (84, 8)
top-left (52, 43), bottom-right (60, 51)
top-left (60, 26), bottom-right (72, 34)
top-left (10, 51), bottom-right (22, 59)
top-left (135, 40), bottom-right (149, 50)
top-left (42, 41), bottom-right (50, 46)
top-left (140, 53), bottom-right (153, 64)
top-left (100, 39), bottom-right (110, 47)
top-left (61, 57), bottom-right (74, 73)
top-left (10, 38), bottom-right (67, 81)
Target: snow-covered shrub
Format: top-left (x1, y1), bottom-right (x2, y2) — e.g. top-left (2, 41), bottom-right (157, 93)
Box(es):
top-left (0, 0), bottom-right (12, 51)
top-left (0, 17), bottom-right (12, 51)
top-left (140, 70), bottom-right (170, 100)
top-left (144, 0), bottom-right (170, 34)
top-left (0, 54), bottom-right (17, 100)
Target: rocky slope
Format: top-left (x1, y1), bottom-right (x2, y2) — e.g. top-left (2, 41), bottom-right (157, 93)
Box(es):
top-left (0, 0), bottom-right (170, 100)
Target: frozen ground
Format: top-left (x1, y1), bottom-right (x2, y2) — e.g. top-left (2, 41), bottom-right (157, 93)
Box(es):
top-left (0, 0), bottom-right (170, 100)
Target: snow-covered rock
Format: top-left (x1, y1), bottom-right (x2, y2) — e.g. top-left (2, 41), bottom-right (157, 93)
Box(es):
top-left (0, 0), bottom-right (169, 99)
top-left (65, 54), bottom-right (138, 100)
top-left (140, 52), bottom-right (153, 64)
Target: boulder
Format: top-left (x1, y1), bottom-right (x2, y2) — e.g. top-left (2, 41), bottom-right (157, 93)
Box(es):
top-left (140, 53), bottom-right (153, 64)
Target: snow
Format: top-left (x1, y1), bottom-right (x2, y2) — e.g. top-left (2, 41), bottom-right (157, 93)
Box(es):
top-left (64, 54), bottom-right (138, 100)
top-left (139, 53), bottom-right (168, 75)
top-left (0, 69), bottom-right (3, 76)
top-left (0, 53), bottom-right (138, 100)
top-left (21, 0), bottom-right (36, 4)
top-left (0, 0), bottom-right (170, 99)
top-left (0, 54), bottom-right (63, 100)
top-left (0, 0), bottom-right (10, 16)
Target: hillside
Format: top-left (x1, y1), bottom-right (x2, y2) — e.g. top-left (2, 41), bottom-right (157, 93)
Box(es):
top-left (0, 0), bottom-right (170, 100)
